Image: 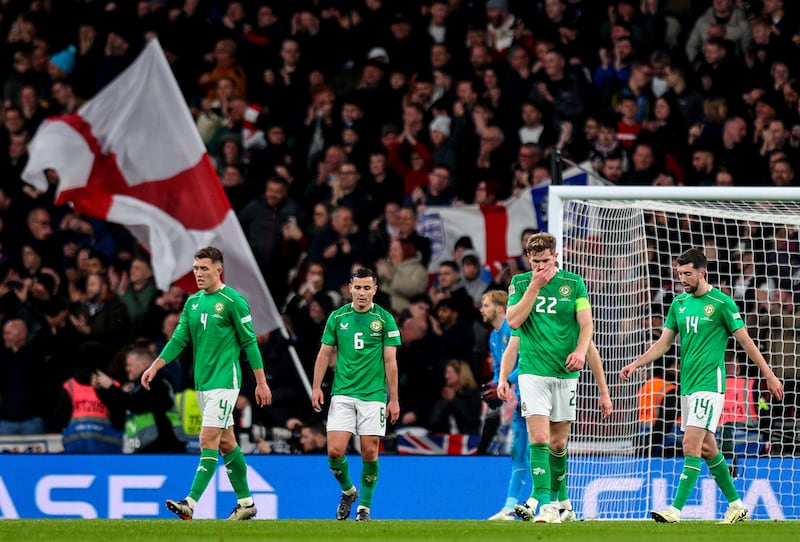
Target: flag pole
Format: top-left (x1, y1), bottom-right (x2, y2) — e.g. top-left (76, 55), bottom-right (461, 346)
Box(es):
top-left (279, 327), bottom-right (313, 399)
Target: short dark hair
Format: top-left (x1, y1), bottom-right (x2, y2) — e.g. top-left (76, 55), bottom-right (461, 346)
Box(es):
top-left (195, 246), bottom-right (223, 264)
top-left (677, 247), bottom-right (707, 269)
top-left (350, 267), bottom-right (377, 283)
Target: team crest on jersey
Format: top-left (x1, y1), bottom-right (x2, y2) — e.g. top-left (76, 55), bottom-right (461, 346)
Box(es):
top-left (508, 283), bottom-right (515, 295)
top-left (369, 320), bottom-right (383, 332)
top-left (559, 285), bottom-right (571, 297)
top-left (703, 304), bottom-right (715, 317)
top-left (214, 302), bottom-right (224, 313)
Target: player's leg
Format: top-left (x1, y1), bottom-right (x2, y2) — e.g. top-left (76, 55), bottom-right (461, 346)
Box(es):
top-left (166, 390), bottom-right (227, 520)
top-left (220, 424), bottom-right (257, 520)
top-left (490, 412), bottom-right (528, 520)
top-left (514, 375), bottom-right (552, 521)
top-left (549, 421), bottom-right (574, 521)
top-left (699, 401), bottom-right (748, 524)
top-left (353, 400), bottom-right (388, 522)
top-left (326, 396), bottom-right (358, 519)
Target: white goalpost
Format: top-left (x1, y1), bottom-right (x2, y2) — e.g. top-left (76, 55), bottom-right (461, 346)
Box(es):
top-left (548, 186), bottom-right (800, 520)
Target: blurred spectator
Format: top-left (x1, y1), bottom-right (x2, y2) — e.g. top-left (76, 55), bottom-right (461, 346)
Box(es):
top-left (238, 176), bottom-right (306, 307)
top-left (429, 359), bottom-right (481, 435)
top-left (377, 238), bottom-right (429, 314)
top-left (0, 319), bottom-right (47, 434)
top-left (94, 346), bottom-right (185, 453)
top-left (111, 255), bottom-right (158, 340)
top-left (68, 272), bottom-right (132, 359)
top-left (54, 341), bottom-right (123, 453)
top-left (685, 0), bottom-right (751, 62)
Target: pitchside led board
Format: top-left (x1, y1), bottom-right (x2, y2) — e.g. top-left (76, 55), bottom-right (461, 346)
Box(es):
top-left (0, 456), bottom-right (796, 520)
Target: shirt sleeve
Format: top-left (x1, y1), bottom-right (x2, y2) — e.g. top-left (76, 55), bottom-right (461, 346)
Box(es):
top-left (232, 294), bottom-right (263, 370)
top-left (320, 313), bottom-right (337, 346)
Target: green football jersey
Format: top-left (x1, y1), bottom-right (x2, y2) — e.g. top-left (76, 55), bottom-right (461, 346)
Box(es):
top-left (159, 285), bottom-right (263, 392)
top-left (508, 269), bottom-right (589, 379)
top-left (321, 302), bottom-right (401, 402)
top-left (665, 287), bottom-right (744, 394)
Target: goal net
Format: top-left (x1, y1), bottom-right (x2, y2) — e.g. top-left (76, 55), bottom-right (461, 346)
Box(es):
top-left (548, 186), bottom-right (800, 520)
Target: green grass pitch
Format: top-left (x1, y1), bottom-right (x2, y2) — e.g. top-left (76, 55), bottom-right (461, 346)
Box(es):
top-left (0, 520), bottom-right (796, 542)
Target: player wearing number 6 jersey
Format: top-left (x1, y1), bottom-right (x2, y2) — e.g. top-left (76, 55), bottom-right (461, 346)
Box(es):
top-left (312, 268), bottom-right (401, 522)
top-left (497, 232), bottom-right (598, 524)
top-left (621, 247), bottom-right (783, 524)
top-left (141, 246), bottom-right (272, 521)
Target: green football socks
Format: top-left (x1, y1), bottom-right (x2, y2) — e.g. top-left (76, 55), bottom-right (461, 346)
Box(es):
top-left (706, 452), bottom-right (740, 502)
top-left (530, 443), bottom-right (551, 504)
top-left (672, 455), bottom-right (702, 510)
top-left (188, 448), bottom-right (219, 502)
top-left (360, 461), bottom-right (379, 508)
top-left (223, 445), bottom-right (252, 500)
top-left (550, 447), bottom-right (568, 502)
top-left (328, 455), bottom-right (353, 492)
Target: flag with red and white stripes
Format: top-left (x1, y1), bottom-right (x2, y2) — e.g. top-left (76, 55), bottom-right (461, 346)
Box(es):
top-left (418, 163), bottom-right (598, 273)
top-left (22, 39), bottom-right (282, 335)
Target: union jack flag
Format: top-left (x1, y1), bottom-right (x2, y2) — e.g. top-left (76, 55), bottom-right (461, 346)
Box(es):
top-left (396, 432), bottom-right (480, 455)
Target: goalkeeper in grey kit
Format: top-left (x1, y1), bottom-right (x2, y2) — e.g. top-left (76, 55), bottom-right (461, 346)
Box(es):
top-left (141, 246), bottom-right (272, 520)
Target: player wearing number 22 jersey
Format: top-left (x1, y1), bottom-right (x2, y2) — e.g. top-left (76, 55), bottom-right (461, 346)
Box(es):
top-left (509, 269), bottom-right (588, 380)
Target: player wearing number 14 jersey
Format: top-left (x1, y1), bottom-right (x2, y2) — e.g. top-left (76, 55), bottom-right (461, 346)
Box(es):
top-left (312, 268), bottom-right (401, 522)
top-left (621, 248), bottom-right (783, 524)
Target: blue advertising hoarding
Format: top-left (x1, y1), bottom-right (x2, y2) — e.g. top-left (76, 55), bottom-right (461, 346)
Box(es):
top-left (0, 455), bottom-right (796, 520)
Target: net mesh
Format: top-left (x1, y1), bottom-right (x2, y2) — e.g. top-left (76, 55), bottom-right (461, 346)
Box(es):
top-left (560, 198), bottom-right (800, 519)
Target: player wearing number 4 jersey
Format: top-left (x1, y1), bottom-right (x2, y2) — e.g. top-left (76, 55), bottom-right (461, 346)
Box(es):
top-left (312, 268), bottom-right (401, 522)
top-left (141, 247), bottom-right (273, 521)
top-left (498, 233), bottom-right (611, 524)
top-left (621, 248), bottom-right (783, 524)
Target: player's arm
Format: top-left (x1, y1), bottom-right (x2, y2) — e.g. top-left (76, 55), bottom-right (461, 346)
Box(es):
top-left (587, 341), bottom-right (612, 417)
top-left (566, 306), bottom-right (593, 371)
top-left (620, 328), bottom-right (676, 380)
top-left (506, 281), bottom-right (538, 329)
top-left (311, 343), bottom-right (334, 410)
top-left (497, 335), bottom-right (520, 401)
top-left (732, 327), bottom-right (784, 401)
top-left (384, 345), bottom-right (400, 424)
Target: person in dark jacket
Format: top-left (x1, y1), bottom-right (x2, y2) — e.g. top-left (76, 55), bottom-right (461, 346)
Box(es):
top-left (95, 345), bottom-right (186, 453)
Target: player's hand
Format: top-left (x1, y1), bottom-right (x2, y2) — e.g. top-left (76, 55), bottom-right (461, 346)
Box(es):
top-left (598, 392), bottom-right (613, 418)
top-left (311, 388), bottom-right (324, 412)
top-left (619, 363), bottom-right (636, 381)
top-left (496, 380), bottom-right (511, 402)
top-left (255, 381), bottom-right (272, 407)
top-left (565, 351), bottom-right (586, 372)
top-left (141, 366), bottom-right (156, 390)
top-left (766, 374), bottom-right (784, 402)
top-left (387, 398), bottom-right (400, 424)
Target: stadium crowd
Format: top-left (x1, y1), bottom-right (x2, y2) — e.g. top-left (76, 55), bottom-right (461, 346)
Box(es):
top-left (0, 0), bottom-right (799, 454)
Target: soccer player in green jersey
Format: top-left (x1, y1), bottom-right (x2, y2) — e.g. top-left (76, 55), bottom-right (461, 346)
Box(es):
top-left (141, 247), bottom-right (272, 520)
top-left (621, 247), bottom-right (784, 524)
top-left (497, 232), bottom-right (598, 524)
top-left (311, 268), bottom-right (401, 522)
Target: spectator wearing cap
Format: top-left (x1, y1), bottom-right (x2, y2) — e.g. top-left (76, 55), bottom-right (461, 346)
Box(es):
top-left (428, 115), bottom-right (458, 178)
top-left (48, 46), bottom-right (76, 82)
top-left (381, 11), bottom-right (426, 77)
top-left (485, 0), bottom-right (520, 60)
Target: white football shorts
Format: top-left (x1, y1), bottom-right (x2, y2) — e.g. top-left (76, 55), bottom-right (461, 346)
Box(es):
top-left (196, 388), bottom-right (240, 429)
top-left (518, 374), bottom-right (578, 422)
top-left (327, 395), bottom-right (387, 436)
top-left (680, 391), bottom-right (725, 433)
